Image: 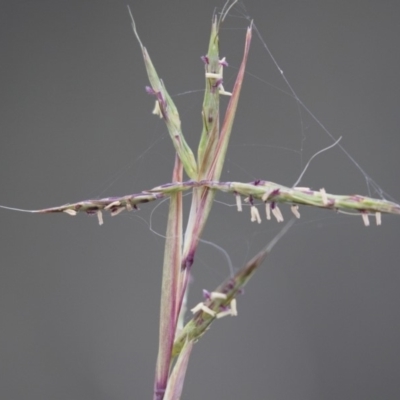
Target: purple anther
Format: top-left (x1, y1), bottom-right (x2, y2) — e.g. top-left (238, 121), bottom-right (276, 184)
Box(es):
top-left (86, 209), bottom-right (98, 215)
top-left (145, 86), bottom-right (157, 95)
top-left (219, 58), bottom-right (228, 67)
top-left (351, 195), bottom-right (363, 202)
top-left (201, 55), bottom-right (209, 65)
top-left (214, 78), bottom-right (223, 88)
top-left (270, 189), bottom-right (280, 197)
top-left (254, 179), bottom-right (261, 186)
top-left (226, 279), bottom-right (235, 291)
top-left (202, 289), bottom-right (211, 300)
top-left (156, 91), bottom-right (167, 110)
top-left (210, 78), bottom-right (223, 94)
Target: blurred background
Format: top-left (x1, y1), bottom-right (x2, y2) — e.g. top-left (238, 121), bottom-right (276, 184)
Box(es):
top-left (1, 1), bottom-right (400, 399)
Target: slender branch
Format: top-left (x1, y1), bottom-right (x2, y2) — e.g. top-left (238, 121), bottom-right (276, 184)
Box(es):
top-left (32, 180), bottom-right (400, 222)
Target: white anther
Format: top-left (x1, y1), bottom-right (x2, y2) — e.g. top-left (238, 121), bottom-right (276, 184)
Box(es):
top-left (272, 205), bottom-right (284, 222)
top-left (111, 207), bottom-right (125, 217)
top-left (97, 210), bottom-right (104, 226)
top-left (200, 304), bottom-right (216, 317)
top-left (262, 190), bottom-right (272, 202)
top-left (190, 303), bottom-right (216, 317)
top-left (190, 303), bottom-right (203, 313)
top-left (218, 85), bottom-right (232, 96)
top-left (375, 212), bottom-right (382, 226)
top-left (210, 292), bottom-right (227, 300)
top-left (105, 201), bottom-right (121, 210)
top-left (265, 202), bottom-right (271, 220)
top-left (152, 101), bottom-right (163, 118)
top-left (205, 72), bottom-right (222, 79)
top-left (290, 204), bottom-right (300, 218)
top-left (63, 209), bottom-right (77, 216)
top-left (320, 188), bottom-right (328, 205)
top-left (250, 206), bottom-right (262, 224)
top-left (361, 213), bottom-right (370, 227)
top-left (235, 194), bottom-right (242, 212)
top-left (230, 298), bottom-right (237, 316)
top-left (216, 310), bottom-right (232, 319)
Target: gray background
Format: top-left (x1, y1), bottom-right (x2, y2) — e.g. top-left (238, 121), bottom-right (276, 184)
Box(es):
top-left (1, 1), bottom-right (400, 399)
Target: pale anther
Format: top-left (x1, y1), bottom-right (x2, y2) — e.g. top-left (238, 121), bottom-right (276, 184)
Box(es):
top-left (272, 205), bottom-right (284, 222)
top-left (265, 202), bottom-right (271, 220)
top-left (97, 210), bottom-right (104, 226)
top-left (190, 303), bottom-right (203, 314)
top-left (200, 304), bottom-right (216, 317)
top-left (320, 188), bottom-right (328, 205)
top-left (105, 201), bottom-right (121, 210)
top-left (235, 194), bottom-right (242, 212)
top-left (361, 213), bottom-right (370, 227)
top-left (63, 209), bottom-right (77, 216)
top-left (230, 298), bottom-right (238, 316)
top-left (205, 72), bottom-right (222, 79)
top-left (250, 206), bottom-right (261, 224)
top-left (152, 101), bottom-right (163, 118)
top-left (261, 191), bottom-right (270, 202)
top-left (111, 207), bottom-right (125, 217)
top-left (218, 85), bottom-right (232, 96)
top-left (375, 212), bottom-right (382, 226)
top-left (291, 204), bottom-right (300, 218)
top-left (190, 303), bottom-right (216, 317)
top-left (210, 292), bottom-right (227, 300)
top-left (216, 310), bottom-right (232, 319)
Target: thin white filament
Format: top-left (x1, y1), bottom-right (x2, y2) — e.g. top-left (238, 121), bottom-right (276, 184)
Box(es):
top-left (292, 137), bottom-right (342, 188)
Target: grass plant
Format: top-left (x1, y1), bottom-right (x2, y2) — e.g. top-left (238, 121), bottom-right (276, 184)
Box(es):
top-left (2, 2), bottom-right (399, 399)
